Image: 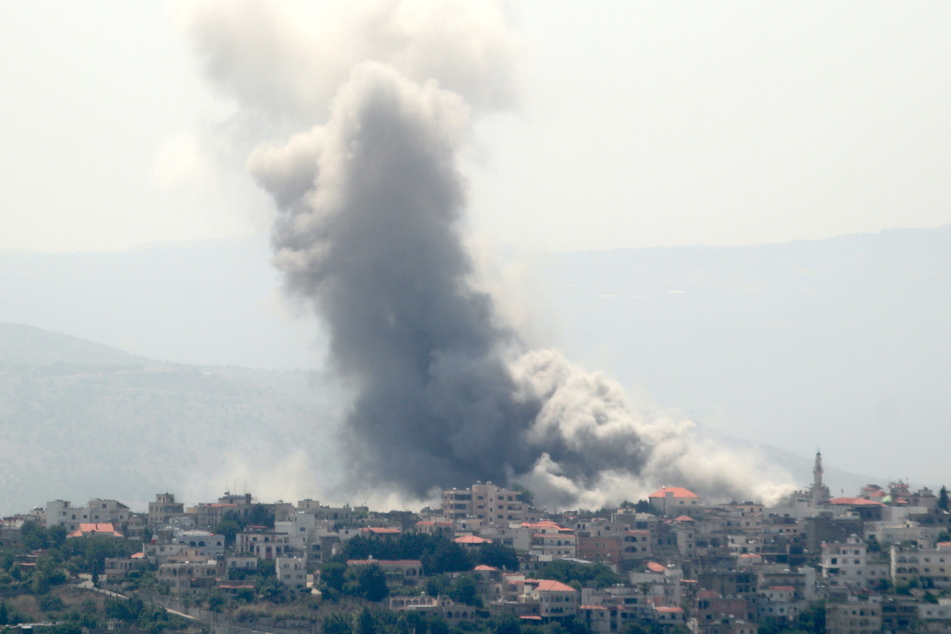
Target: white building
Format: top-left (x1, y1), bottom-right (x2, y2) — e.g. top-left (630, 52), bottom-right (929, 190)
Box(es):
top-left (276, 556), bottom-right (308, 589)
top-left (45, 499), bottom-right (130, 532)
top-left (821, 535), bottom-right (889, 590)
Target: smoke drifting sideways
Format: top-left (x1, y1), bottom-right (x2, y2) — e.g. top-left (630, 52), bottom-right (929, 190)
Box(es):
top-left (179, 0), bottom-right (794, 509)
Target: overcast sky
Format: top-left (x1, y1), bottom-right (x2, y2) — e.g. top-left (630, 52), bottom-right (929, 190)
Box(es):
top-left (3, 2), bottom-right (951, 254)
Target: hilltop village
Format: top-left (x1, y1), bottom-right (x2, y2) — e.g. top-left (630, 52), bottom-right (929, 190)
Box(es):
top-left (0, 455), bottom-right (950, 634)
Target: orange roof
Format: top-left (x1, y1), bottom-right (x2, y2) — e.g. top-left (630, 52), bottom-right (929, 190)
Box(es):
top-left (474, 564), bottom-right (498, 571)
top-left (455, 535), bottom-right (492, 544)
top-left (131, 552), bottom-right (146, 559)
top-left (673, 515), bottom-right (695, 522)
top-left (534, 579), bottom-right (576, 593)
top-left (829, 497), bottom-right (884, 507)
top-left (68, 523), bottom-right (123, 538)
top-left (521, 521), bottom-right (563, 529)
top-left (646, 561), bottom-right (666, 573)
top-left (768, 585), bottom-right (795, 592)
top-left (648, 487), bottom-right (699, 499)
top-left (654, 606), bottom-right (684, 614)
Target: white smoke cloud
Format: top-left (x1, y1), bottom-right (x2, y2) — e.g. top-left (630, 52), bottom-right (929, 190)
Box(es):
top-left (178, 0), bottom-right (795, 510)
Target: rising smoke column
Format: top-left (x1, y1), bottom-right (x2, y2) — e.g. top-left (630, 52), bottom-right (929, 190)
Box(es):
top-left (180, 0), bottom-right (794, 507)
top-left (257, 63), bottom-right (543, 489)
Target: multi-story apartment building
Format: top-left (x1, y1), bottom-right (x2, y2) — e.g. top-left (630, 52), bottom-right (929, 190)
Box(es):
top-left (442, 483), bottom-right (539, 525)
top-left (890, 542), bottom-right (951, 589)
top-left (45, 499), bottom-right (130, 533)
top-left (821, 535), bottom-right (889, 590)
top-left (148, 493), bottom-right (185, 526)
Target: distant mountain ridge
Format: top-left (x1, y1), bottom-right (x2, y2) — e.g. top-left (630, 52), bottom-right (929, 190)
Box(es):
top-left (1, 226), bottom-right (948, 492)
top-left (0, 322), bottom-right (148, 366)
top-left (0, 322), bottom-right (340, 516)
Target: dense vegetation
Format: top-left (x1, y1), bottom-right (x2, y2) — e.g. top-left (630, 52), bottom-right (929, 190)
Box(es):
top-left (334, 534), bottom-right (520, 575)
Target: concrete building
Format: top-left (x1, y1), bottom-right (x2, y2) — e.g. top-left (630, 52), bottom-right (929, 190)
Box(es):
top-left (441, 483), bottom-right (539, 525)
top-left (890, 542), bottom-right (951, 589)
top-left (276, 556), bottom-right (308, 589)
top-left (648, 487), bottom-right (701, 516)
top-left (148, 493), bottom-right (185, 526)
top-left (826, 599), bottom-right (882, 634)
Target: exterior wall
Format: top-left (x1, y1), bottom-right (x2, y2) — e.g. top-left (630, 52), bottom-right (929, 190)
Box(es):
top-left (347, 559), bottom-right (424, 582)
top-left (576, 535), bottom-right (622, 566)
top-left (148, 493), bottom-right (185, 526)
top-left (276, 556), bottom-right (307, 588)
top-left (621, 530), bottom-right (652, 560)
top-left (103, 557), bottom-right (140, 581)
top-left (891, 543), bottom-right (951, 589)
top-left (158, 559), bottom-right (225, 595)
top-left (822, 535), bottom-right (869, 588)
top-left (46, 499), bottom-right (129, 532)
top-left (236, 531), bottom-right (291, 560)
top-left (649, 490), bottom-right (701, 517)
top-left (530, 531), bottom-right (576, 559)
top-left (442, 483), bottom-right (539, 525)
top-left (825, 601), bottom-right (882, 634)
top-left (532, 586), bottom-right (578, 620)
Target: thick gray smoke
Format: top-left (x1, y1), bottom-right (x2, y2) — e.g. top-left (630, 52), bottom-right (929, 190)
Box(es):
top-left (179, 0), bottom-right (793, 508)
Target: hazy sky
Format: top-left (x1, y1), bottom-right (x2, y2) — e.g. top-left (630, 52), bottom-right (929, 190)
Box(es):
top-left (3, 2), bottom-right (951, 254)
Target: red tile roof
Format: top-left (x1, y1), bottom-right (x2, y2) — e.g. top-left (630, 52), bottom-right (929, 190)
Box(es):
top-left (648, 487), bottom-right (699, 499)
top-left (646, 561), bottom-right (666, 573)
top-left (534, 579), bottom-right (577, 593)
top-left (67, 523), bottom-right (123, 538)
top-left (828, 497), bottom-right (885, 506)
top-left (455, 535), bottom-right (492, 544)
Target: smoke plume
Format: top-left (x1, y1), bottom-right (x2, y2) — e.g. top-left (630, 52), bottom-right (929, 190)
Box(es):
top-left (179, 0), bottom-right (793, 507)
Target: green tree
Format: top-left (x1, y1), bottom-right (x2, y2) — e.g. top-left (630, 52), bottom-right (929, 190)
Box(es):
top-left (634, 500), bottom-right (654, 514)
top-left (213, 519), bottom-right (242, 548)
top-left (355, 565), bottom-right (389, 602)
top-left (425, 574), bottom-right (452, 598)
top-left (510, 484), bottom-right (535, 506)
top-left (939, 486), bottom-right (949, 512)
top-left (357, 608), bottom-right (378, 634)
top-left (324, 612), bottom-right (354, 634)
top-left (496, 614), bottom-right (522, 634)
top-left (247, 504), bottom-right (275, 528)
top-left (48, 524), bottom-right (68, 548)
top-left (208, 593), bottom-right (226, 612)
top-left (797, 600), bottom-right (825, 632)
top-left (423, 540), bottom-right (471, 575)
top-left (536, 560), bottom-right (622, 589)
top-left (322, 562), bottom-right (347, 592)
top-left (449, 574), bottom-right (482, 607)
top-left (475, 543), bottom-right (519, 571)
top-left (21, 521), bottom-right (50, 550)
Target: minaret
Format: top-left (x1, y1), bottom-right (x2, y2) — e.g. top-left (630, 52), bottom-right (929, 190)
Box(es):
top-left (812, 449), bottom-right (824, 507)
